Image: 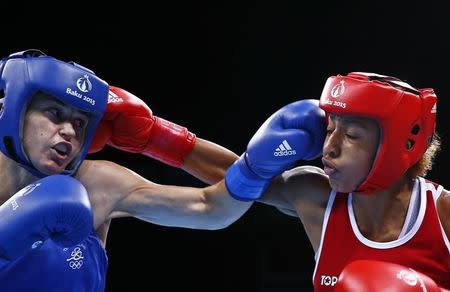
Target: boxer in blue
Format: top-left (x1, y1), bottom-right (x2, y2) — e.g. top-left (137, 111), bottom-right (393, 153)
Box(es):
top-left (0, 50), bottom-right (252, 292)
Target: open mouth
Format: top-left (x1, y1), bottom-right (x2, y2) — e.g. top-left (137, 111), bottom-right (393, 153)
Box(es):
top-left (52, 142), bottom-right (72, 158)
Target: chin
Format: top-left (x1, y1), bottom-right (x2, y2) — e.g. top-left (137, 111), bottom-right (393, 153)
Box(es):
top-left (329, 179), bottom-right (357, 194)
top-left (36, 163), bottom-right (67, 176)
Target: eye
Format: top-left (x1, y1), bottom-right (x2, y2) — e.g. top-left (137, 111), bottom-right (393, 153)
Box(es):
top-left (73, 118), bottom-right (86, 129)
top-left (46, 107), bottom-right (60, 119)
top-left (345, 133), bottom-right (358, 140)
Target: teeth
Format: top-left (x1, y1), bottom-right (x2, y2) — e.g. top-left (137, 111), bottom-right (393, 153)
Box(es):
top-left (54, 144), bottom-right (68, 154)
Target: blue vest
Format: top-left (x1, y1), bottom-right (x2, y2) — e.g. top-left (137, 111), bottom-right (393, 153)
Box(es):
top-left (0, 229), bottom-right (108, 292)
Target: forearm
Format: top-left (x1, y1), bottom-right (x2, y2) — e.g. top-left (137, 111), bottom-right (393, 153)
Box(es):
top-left (201, 180), bottom-right (253, 229)
top-left (120, 180), bottom-right (251, 230)
top-left (182, 138), bottom-right (239, 185)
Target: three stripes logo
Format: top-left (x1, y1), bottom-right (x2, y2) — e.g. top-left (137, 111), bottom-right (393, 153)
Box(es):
top-left (274, 140), bottom-right (297, 156)
top-left (431, 102), bottom-right (437, 113)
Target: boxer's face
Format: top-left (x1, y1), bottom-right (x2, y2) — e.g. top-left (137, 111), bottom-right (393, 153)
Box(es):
top-left (22, 93), bottom-right (90, 175)
top-left (322, 114), bottom-right (379, 193)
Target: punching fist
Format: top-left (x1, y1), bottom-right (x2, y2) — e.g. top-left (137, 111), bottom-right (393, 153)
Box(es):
top-left (225, 99), bottom-right (325, 201)
top-left (335, 260), bottom-right (447, 292)
top-left (89, 86), bottom-right (196, 167)
top-left (0, 175), bottom-right (92, 268)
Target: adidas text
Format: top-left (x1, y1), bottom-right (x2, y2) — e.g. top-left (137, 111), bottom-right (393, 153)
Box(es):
top-left (274, 149), bottom-right (296, 156)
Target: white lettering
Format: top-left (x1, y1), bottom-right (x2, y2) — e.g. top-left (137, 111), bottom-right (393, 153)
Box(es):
top-left (323, 98), bottom-right (333, 105)
top-left (323, 97), bottom-right (346, 108)
top-left (274, 150), bottom-right (297, 156)
top-left (66, 87), bottom-right (83, 99)
top-left (320, 275), bottom-right (338, 286)
top-left (11, 199), bottom-right (18, 210)
top-left (66, 88), bottom-right (96, 106)
top-left (83, 96), bottom-right (96, 106)
top-left (108, 96), bottom-right (123, 103)
top-left (333, 101), bottom-right (346, 108)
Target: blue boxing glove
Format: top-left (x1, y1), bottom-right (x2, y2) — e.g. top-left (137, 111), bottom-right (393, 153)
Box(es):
top-left (0, 175), bottom-right (93, 268)
top-left (225, 99), bottom-right (325, 201)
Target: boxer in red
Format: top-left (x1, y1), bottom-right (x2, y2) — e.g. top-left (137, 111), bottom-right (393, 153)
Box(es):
top-left (224, 72), bottom-right (450, 291)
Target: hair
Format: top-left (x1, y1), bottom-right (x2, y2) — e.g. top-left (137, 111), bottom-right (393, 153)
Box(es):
top-left (407, 132), bottom-right (441, 179)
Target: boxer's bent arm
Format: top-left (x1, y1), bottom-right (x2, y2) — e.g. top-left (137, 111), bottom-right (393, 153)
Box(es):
top-left (91, 86), bottom-right (237, 185)
top-left (256, 165), bottom-right (330, 251)
top-left (257, 166), bottom-right (329, 219)
top-left (181, 138), bottom-right (238, 185)
top-left (436, 189), bottom-right (450, 243)
top-left (79, 160), bottom-right (251, 230)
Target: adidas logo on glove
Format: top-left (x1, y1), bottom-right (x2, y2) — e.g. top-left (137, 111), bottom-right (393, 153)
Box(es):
top-left (108, 90), bottom-right (124, 103)
top-left (274, 140), bottom-right (297, 156)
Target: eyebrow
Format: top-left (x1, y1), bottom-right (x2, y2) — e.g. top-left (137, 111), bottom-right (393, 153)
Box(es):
top-left (46, 98), bottom-right (65, 107)
top-left (34, 96), bottom-right (90, 119)
top-left (329, 115), bottom-right (374, 129)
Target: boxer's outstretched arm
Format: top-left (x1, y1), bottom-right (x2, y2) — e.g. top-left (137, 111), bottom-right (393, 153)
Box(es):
top-left (90, 86), bottom-right (237, 185)
top-left (182, 138), bottom-right (238, 185)
top-left (81, 160), bottom-right (251, 230)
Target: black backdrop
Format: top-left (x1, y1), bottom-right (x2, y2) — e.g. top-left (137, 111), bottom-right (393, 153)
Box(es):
top-left (2, 2), bottom-right (450, 291)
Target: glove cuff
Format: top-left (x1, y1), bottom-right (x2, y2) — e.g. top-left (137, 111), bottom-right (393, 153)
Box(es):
top-left (225, 154), bottom-right (270, 201)
top-left (143, 117), bottom-right (196, 167)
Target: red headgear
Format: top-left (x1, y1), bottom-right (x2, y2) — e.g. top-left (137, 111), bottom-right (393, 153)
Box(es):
top-left (319, 72), bottom-right (437, 194)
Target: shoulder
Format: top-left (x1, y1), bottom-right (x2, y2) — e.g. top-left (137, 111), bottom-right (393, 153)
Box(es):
top-left (76, 159), bottom-right (158, 206)
top-left (435, 188), bottom-right (450, 240)
top-left (281, 165), bottom-right (328, 182)
top-left (75, 159), bottom-right (135, 209)
top-left (73, 160), bottom-right (128, 228)
top-left (76, 159), bottom-right (125, 186)
top-left (75, 159), bottom-right (156, 224)
top-left (262, 165), bottom-right (331, 209)
top-left (436, 188), bottom-right (450, 213)
top-left (271, 165), bottom-right (331, 252)
top-left (280, 165), bottom-right (330, 198)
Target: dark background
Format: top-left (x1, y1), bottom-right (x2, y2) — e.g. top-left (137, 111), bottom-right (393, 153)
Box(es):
top-left (2, 2), bottom-right (450, 291)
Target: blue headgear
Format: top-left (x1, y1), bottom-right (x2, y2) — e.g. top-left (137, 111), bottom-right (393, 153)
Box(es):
top-left (0, 49), bottom-right (108, 177)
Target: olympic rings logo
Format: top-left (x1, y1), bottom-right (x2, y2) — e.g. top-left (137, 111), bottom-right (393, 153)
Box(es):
top-left (66, 246), bottom-right (84, 269)
top-left (69, 260), bottom-right (84, 269)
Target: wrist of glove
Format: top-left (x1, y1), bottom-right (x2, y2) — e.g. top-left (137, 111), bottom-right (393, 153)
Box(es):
top-left (89, 85), bottom-right (196, 168)
top-left (142, 116), bottom-right (196, 167)
top-left (225, 154), bottom-right (272, 201)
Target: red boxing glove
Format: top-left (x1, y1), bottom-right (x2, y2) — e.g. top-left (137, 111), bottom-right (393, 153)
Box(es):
top-left (89, 86), bottom-right (196, 167)
top-left (335, 260), bottom-right (446, 292)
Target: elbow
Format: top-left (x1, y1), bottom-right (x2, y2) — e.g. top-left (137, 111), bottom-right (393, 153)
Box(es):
top-left (203, 218), bottom-right (235, 230)
top-left (201, 206), bottom-right (244, 230)
top-left (198, 186), bottom-right (250, 230)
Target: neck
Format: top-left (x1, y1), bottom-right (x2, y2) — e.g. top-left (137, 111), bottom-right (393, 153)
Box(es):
top-left (0, 152), bottom-right (38, 205)
top-left (351, 176), bottom-right (416, 241)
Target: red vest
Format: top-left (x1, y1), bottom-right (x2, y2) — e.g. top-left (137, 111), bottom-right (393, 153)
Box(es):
top-left (313, 178), bottom-right (450, 291)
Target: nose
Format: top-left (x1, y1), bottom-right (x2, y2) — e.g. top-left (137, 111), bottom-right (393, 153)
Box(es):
top-left (59, 121), bottom-right (76, 141)
top-left (323, 131), bottom-right (341, 159)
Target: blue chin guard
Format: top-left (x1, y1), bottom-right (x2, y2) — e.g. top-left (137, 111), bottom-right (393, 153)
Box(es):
top-left (0, 49), bottom-right (109, 177)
